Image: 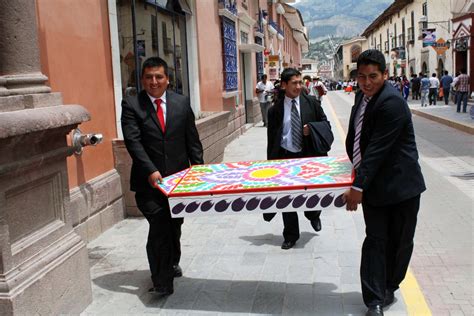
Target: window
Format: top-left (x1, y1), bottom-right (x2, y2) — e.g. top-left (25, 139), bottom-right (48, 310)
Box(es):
top-left (422, 2), bottom-right (428, 29)
top-left (151, 15), bottom-right (158, 50)
top-left (116, 0), bottom-right (190, 96)
top-left (221, 17), bottom-right (238, 91)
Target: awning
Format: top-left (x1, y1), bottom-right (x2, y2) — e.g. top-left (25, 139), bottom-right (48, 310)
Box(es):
top-left (177, 0), bottom-right (192, 15)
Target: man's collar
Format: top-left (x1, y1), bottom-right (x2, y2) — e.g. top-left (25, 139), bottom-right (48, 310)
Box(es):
top-left (284, 95), bottom-right (300, 105)
top-left (147, 91), bottom-right (167, 104)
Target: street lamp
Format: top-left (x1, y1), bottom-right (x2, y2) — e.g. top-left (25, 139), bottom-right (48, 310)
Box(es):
top-left (419, 15), bottom-right (450, 33)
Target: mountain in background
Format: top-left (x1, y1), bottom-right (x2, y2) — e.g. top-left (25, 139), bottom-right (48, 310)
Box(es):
top-left (294, 0), bottom-right (393, 61)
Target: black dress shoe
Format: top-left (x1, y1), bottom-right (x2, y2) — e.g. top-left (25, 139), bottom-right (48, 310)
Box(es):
top-left (148, 286), bottom-right (174, 296)
top-left (310, 218), bottom-right (322, 232)
top-left (173, 265), bottom-right (183, 277)
top-left (383, 290), bottom-right (395, 307)
top-left (366, 305), bottom-right (384, 316)
top-left (281, 240), bottom-right (295, 250)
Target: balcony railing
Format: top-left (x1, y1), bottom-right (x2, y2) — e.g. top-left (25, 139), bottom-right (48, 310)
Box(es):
top-left (218, 0), bottom-right (237, 15)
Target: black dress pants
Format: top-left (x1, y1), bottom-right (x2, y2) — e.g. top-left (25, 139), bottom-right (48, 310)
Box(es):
top-left (360, 195), bottom-right (420, 307)
top-left (264, 147), bottom-right (322, 242)
top-left (135, 190), bottom-right (183, 289)
top-left (282, 210), bottom-right (321, 242)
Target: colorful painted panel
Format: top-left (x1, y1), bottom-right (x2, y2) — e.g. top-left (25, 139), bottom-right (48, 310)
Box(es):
top-left (169, 156), bottom-right (352, 196)
top-left (158, 169), bottom-right (189, 196)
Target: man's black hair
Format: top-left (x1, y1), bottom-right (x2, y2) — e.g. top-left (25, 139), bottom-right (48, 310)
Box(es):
top-left (141, 57), bottom-right (169, 77)
top-left (280, 68), bottom-right (301, 83)
top-left (356, 49), bottom-right (386, 73)
top-left (444, 70), bottom-right (449, 75)
top-left (261, 74), bottom-right (268, 81)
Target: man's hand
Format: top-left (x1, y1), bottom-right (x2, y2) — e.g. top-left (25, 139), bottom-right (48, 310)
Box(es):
top-left (303, 124), bottom-right (310, 136)
top-left (343, 188), bottom-right (363, 211)
top-left (148, 171), bottom-right (163, 189)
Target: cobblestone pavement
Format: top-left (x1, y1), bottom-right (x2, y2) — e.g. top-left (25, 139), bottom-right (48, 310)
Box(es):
top-left (82, 96), bottom-right (410, 315)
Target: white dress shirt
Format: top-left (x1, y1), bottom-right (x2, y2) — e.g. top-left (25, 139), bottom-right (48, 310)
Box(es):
top-left (280, 95), bottom-right (302, 153)
top-left (147, 92), bottom-right (167, 121)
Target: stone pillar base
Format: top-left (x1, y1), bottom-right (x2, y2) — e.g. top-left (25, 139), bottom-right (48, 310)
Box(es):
top-left (0, 73), bottom-right (51, 97)
top-left (0, 232), bottom-right (91, 315)
top-left (0, 105), bottom-right (92, 315)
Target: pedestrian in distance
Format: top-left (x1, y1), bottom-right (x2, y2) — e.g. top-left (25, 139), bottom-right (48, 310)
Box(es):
top-left (428, 73), bottom-right (440, 105)
top-left (420, 73), bottom-right (430, 107)
top-left (264, 68), bottom-right (331, 250)
top-left (121, 57), bottom-right (204, 296)
top-left (343, 49), bottom-right (426, 316)
top-left (402, 76), bottom-right (410, 101)
top-left (309, 76), bottom-right (328, 101)
top-left (454, 68), bottom-right (470, 113)
top-left (256, 74), bottom-right (275, 127)
top-left (440, 70), bottom-right (453, 105)
top-left (410, 74), bottom-right (421, 100)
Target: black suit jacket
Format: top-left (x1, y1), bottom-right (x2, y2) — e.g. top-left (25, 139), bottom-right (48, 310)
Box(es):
top-left (267, 93), bottom-right (328, 159)
top-left (121, 90), bottom-right (204, 192)
top-left (346, 81), bottom-right (425, 206)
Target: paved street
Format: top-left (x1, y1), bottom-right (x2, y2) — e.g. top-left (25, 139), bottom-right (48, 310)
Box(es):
top-left (83, 91), bottom-right (473, 315)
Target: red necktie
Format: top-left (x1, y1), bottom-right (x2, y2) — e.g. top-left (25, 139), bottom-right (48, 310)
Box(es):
top-left (155, 99), bottom-right (165, 133)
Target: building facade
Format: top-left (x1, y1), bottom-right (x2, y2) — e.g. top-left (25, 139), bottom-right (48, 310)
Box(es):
top-left (361, 0), bottom-right (459, 78)
top-left (451, 0), bottom-right (473, 92)
top-left (340, 36), bottom-right (369, 80)
top-left (0, 1), bottom-right (308, 313)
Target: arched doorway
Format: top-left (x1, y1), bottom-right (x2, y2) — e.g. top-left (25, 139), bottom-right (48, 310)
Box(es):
top-left (422, 62), bottom-right (428, 76)
top-left (349, 69), bottom-right (358, 79)
top-left (437, 59), bottom-right (444, 78)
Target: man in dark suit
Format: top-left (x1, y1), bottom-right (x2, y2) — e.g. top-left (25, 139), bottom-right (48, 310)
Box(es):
top-left (121, 57), bottom-right (203, 296)
top-left (343, 50), bottom-right (425, 316)
top-left (265, 68), bottom-right (329, 250)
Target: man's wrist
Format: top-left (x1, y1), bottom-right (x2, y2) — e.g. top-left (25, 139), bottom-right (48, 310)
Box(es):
top-left (351, 186), bottom-right (363, 192)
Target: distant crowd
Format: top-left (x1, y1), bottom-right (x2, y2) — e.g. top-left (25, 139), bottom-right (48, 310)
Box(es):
top-left (297, 69), bottom-right (471, 115)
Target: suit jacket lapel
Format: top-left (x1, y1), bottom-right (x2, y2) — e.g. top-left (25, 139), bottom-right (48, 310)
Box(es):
top-left (140, 92), bottom-right (163, 133)
top-left (164, 90), bottom-right (174, 134)
top-left (299, 95), bottom-right (311, 124)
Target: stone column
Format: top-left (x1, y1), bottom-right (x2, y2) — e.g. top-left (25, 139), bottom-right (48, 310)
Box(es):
top-left (0, 1), bottom-right (93, 314)
top-left (0, 0), bottom-right (61, 111)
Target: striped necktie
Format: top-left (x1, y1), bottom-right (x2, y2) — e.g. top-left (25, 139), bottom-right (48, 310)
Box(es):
top-left (290, 99), bottom-right (303, 152)
top-left (352, 95), bottom-right (371, 169)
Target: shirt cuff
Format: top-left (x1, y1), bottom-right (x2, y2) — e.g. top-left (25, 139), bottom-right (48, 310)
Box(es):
top-left (351, 186), bottom-right (363, 192)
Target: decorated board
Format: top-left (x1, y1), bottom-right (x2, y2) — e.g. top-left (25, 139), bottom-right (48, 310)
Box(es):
top-left (158, 156), bottom-right (353, 218)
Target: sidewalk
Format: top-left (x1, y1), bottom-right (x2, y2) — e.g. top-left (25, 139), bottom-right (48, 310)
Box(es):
top-left (82, 101), bottom-right (409, 315)
top-left (406, 98), bottom-right (474, 134)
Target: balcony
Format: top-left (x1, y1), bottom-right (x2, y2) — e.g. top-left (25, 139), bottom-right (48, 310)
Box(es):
top-left (269, 20), bottom-right (284, 38)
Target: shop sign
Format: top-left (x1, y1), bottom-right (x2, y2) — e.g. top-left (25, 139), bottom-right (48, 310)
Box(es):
top-left (422, 28), bottom-right (436, 47)
top-left (432, 38), bottom-right (449, 55)
top-left (269, 68), bottom-right (278, 80)
top-left (268, 55), bottom-right (279, 62)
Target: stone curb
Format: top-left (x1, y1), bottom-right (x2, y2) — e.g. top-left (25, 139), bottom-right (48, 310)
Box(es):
top-left (410, 108), bottom-right (474, 135)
